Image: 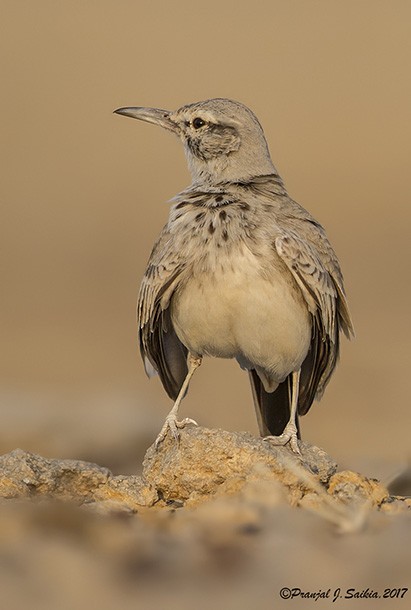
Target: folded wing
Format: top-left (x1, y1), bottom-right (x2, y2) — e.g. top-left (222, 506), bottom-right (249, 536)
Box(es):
top-left (137, 229), bottom-right (188, 400)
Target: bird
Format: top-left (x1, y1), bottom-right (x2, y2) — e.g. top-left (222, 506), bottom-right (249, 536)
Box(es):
top-left (114, 98), bottom-right (354, 453)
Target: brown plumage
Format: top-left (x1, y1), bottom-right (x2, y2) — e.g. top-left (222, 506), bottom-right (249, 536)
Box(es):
top-left (115, 98), bottom-right (354, 452)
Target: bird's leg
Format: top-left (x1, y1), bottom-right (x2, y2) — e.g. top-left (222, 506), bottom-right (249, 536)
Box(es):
top-left (264, 370), bottom-right (301, 454)
top-left (154, 354), bottom-right (202, 447)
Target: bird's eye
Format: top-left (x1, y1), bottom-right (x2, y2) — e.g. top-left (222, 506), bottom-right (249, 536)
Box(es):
top-left (192, 117), bottom-right (206, 129)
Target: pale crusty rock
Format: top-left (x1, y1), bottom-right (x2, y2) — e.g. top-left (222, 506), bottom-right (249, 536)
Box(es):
top-left (0, 429), bottom-right (338, 511)
top-left (142, 426), bottom-right (337, 506)
top-left (0, 431), bottom-right (407, 517)
top-left (0, 449), bottom-right (111, 501)
top-left (379, 496), bottom-right (411, 515)
top-left (0, 449), bottom-right (157, 509)
top-left (327, 470), bottom-right (389, 506)
top-left (98, 474), bottom-right (158, 509)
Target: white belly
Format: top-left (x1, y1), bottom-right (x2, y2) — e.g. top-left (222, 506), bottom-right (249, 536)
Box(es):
top-left (171, 247), bottom-right (311, 386)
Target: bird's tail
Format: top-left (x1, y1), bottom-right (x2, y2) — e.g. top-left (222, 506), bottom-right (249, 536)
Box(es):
top-left (248, 370), bottom-right (301, 438)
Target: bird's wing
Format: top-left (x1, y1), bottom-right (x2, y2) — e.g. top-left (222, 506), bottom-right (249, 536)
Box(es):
top-left (275, 230), bottom-right (338, 338)
top-left (275, 226), bottom-right (353, 413)
top-left (279, 201), bottom-right (354, 339)
top-left (137, 228), bottom-right (188, 400)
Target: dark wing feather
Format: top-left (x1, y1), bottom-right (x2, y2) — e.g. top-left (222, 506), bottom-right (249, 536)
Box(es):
top-left (298, 319), bottom-right (336, 414)
top-left (275, 227), bottom-right (353, 415)
top-left (137, 228), bottom-right (188, 401)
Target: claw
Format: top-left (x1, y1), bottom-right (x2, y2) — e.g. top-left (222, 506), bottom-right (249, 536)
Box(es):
top-left (175, 417), bottom-right (198, 429)
top-left (263, 422), bottom-right (301, 455)
top-left (155, 415), bottom-right (198, 448)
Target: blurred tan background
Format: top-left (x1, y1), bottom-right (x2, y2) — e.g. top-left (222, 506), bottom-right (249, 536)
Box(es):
top-left (1, 0), bottom-right (410, 474)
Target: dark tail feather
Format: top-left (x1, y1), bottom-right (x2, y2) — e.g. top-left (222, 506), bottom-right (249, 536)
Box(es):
top-left (248, 370), bottom-right (301, 438)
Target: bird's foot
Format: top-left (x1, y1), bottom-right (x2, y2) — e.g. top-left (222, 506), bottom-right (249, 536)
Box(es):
top-left (263, 422), bottom-right (301, 455)
top-left (154, 415), bottom-right (198, 448)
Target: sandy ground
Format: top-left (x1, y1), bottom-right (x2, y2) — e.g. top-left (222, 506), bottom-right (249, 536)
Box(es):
top-left (0, 433), bottom-right (410, 610)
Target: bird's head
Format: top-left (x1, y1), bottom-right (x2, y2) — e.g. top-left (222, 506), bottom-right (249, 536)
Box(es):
top-left (114, 98), bottom-right (277, 185)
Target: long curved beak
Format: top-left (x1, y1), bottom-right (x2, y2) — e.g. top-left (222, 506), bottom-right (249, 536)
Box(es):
top-left (113, 106), bottom-right (178, 133)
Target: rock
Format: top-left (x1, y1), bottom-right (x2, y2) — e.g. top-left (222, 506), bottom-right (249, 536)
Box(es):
top-left (0, 429), bottom-right (407, 521)
top-left (379, 496), bottom-right (411, 515)
top-left (0, 448), bottom-right (157, 508)
top-left (142, 426), bottom-right (337, 506)
top-left (97, 474), bottom-right (158, 508)
top-left (327, 470), bottom-right (389, 507)
top-left (0, 448), bottom-right (111, 501)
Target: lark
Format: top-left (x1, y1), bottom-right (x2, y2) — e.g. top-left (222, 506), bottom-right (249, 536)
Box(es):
top-left (115, 99), bottom-right (354, 453)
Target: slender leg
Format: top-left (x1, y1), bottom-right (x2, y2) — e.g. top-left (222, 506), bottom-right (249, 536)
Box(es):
top-left (154, 354), bottom-right (202, 447)
top-left (264, 369), bottom-right (301, 454)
